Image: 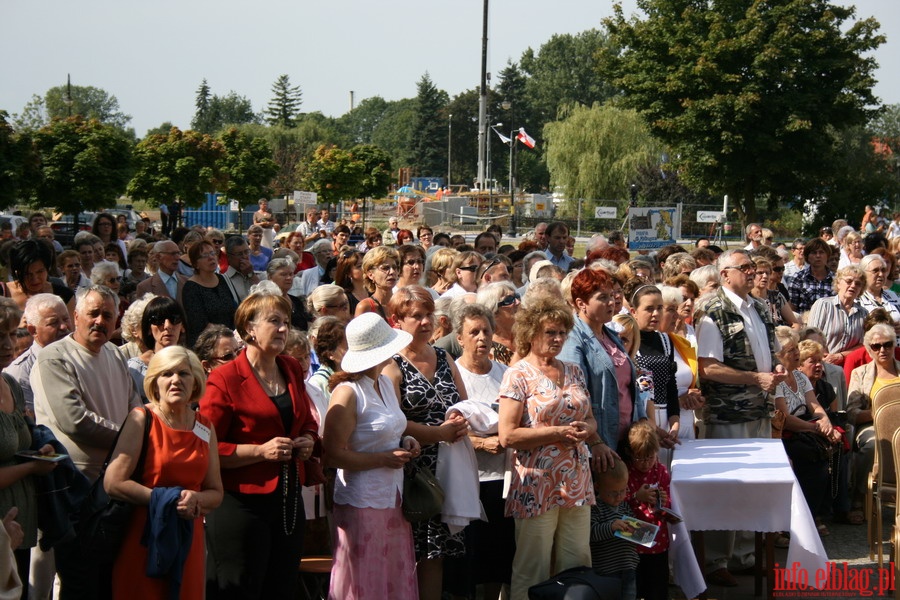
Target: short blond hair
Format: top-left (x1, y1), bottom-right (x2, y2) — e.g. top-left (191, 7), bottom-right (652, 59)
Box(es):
top-left (513, 295), bottom-right (573, 357)
top-left (144, 346), bottom-right (205, 404)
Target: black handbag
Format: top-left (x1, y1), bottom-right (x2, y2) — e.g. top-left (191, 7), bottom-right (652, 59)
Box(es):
top-left (528, 566), bottom-right (622, 600)
top-left (402, 462), bottom-right (445, 523)
top-left (76, 407), bottom-right (151, 563)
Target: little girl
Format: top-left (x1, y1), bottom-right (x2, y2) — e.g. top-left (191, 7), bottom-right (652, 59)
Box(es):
top-left (626, 421), bottom-right (676, 600)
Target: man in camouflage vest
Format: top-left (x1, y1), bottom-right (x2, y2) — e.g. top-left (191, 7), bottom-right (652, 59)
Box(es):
top-left (696, 249), bottom-right (786, 587)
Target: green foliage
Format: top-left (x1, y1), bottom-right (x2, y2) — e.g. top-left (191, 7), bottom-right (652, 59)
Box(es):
top-left (127, 127), bottom-right (225, 208)
top-left (192, 79), bottom-right (214, 134)
top-left (870, 103), bottom-right (900, 147)
top-left (409, 73), bottom-right (449, 176)
top-left (208, 92), bottom-right (258, 131)
top-left (446, 90), bottom-right (480, 186)
top-left (145, 122), bottom-right (176, 137)
top-left (31, 116), bottom-right (133, 215)
top-left (544, 103), bottom-right (660, 215)
top-left (299, 145), bottom-right (365, 203)
top-left (339, 96), bottom-right (391, 145)
top-left (15, 85), bottom-right (132, 133)
top-left (217, 128), bottom-right (278, 211)
top-left (350, 144), bottom-right (392, 199)
top-left (520, 30), bottom-right (617, 123)
top-left (0, 111), bottom-right (40, 210)
top-left (602, 0), bottom-right (884, 221)
top-left (264, 75), bottom-right (303, 128)
top-left (370, 98), bottom-right (416, 170)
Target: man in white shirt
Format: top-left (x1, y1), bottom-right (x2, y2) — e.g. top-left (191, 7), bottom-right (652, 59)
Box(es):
top-left (696, 249), bottom-right (785, 587)
top-left (742, 223), bottom-right (763, 251)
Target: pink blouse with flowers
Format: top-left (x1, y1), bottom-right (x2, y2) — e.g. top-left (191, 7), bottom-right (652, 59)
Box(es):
top-left (499, 360), bottom-right (596, 519)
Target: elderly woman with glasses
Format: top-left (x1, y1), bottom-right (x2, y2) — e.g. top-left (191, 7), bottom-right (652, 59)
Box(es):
top-left (807, 265), bottom-right (867, 366)
top-left (193, 324), bottom-right (240, 375)
top-left (355, 246), bottom-right (399, 321)
top-left (857, 254), bottom-right (900, 335)
top-left (183, 239), bottom-right (237, 347)
top-left (750, 256), bottom-right (800, 328)
top-left (476, 281), bottom-right (519, 365)
top-left (838, 230), bottom-right (865, 269)
top-left (846, 323), bottom-right (900, 508)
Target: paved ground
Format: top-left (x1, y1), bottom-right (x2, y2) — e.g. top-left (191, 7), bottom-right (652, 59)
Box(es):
top-left (673, 516), bottom-right (895, 600)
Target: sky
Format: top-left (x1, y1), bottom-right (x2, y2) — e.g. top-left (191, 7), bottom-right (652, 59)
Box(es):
top-left (2, 0), bottom-right (897, 137)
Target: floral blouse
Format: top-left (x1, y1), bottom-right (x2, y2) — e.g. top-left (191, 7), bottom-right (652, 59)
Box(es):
top-left (499, 360), bottom-right (595, 519)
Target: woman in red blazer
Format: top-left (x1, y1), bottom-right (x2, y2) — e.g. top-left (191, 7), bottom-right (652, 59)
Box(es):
top-left (200, 288), bottom-right (319, 599)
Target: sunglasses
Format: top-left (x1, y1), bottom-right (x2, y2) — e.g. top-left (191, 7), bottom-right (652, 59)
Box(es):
top-left (212, 352), bottom-right (236, 362)
top-left (871, 342), bottom-right (894, 352)
top-left (498, 293), bottom-right (520, 307)
top-left (458, 264), bottom-right (480, 272)
top-left (148, 315), bottom-right (183, 326)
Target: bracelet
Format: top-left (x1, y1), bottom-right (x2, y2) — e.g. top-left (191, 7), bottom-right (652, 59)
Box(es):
top-left (588, 439), bottom-right (604, 449)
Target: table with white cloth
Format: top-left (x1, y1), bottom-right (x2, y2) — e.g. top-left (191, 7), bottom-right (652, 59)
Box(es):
top-left (670, 438), bottom-right (829, 599)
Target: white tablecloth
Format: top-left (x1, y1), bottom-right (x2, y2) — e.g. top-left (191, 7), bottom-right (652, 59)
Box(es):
top-left (670, 438), bottom-right (829, 589)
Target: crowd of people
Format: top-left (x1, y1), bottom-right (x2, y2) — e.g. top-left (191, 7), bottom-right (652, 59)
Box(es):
top-left (0, 201), bottom-right (894, 600)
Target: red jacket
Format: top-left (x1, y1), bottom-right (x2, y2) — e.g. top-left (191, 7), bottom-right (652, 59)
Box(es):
top-left (200, 350), bottom-right (319, 494)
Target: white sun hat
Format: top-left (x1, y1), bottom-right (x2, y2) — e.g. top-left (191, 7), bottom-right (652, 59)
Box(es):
top-left (341, 312), bottom-right (412, 373)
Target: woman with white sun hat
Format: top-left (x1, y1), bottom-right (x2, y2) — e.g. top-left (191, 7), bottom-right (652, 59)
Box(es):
top-left (324, 312), bottom-right (422, 599)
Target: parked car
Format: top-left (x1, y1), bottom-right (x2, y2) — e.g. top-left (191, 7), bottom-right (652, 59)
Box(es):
top-left (50, 212), bottom-right (95, 248)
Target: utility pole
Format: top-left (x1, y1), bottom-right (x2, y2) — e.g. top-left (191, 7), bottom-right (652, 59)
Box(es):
top-left (475, 0), bottom-right (489, 191)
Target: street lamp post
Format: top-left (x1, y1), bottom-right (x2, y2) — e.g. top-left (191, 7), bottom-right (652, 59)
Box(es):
top-left (447, 113), bottom-right (452, 191)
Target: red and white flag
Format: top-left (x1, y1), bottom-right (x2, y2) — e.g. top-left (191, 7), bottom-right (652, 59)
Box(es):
top-left (516, 127), bottom-right (536, 149)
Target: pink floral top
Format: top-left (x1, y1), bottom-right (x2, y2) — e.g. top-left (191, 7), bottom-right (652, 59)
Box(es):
top-left (499, 360), bottom-right (596, 519)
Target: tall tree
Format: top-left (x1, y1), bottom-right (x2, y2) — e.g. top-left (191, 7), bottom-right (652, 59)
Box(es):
top-left (520, 30), bottom-right (617, 123)
top-left (409, 73), bottom-right (449, 176)
top-left (298, 145), bottom-right (364, 204)
top-left (869, 103), bottom-right (900, 148)
top-left (496, 60), bottom-right (548, 191)
top-left (264, 75), bottom-right (303, 128)
top-left (350, 144), bottom-right (392, 198)
top-left (0, 111), bottom-right (40, 210)
top-left (217, 128), bottom-right (278, 211)
top-left (192, 79), bottom-right (214, 133)
top-left (16, 84), bottom-right (132, 132)
top-left (31, 116), bottom-right (133, 215)
top-left (338, 96), bottom-right (391, 145)
top-left (544, 103), bottom-right (660, 215)
top-left (127, 127), bottom-right (225, 208)
top-left (446, 90), bottom-right (481, 188)
top-left (370, 98), bottom-right (416, 170)
top-left (208, 92), bottom-right (258, 132)
top-left (602, 0), bottom-right (884, 221)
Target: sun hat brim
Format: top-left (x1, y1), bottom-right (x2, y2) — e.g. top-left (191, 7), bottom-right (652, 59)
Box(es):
top-left (340, 327), bottom-right (412, 374)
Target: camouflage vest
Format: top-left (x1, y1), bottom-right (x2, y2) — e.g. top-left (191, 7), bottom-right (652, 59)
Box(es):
top-left (699, 288), bottom-right (777, 425)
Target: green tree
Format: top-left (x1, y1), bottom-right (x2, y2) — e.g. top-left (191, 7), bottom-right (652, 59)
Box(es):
top-left (602, 0), bottom-right (884, 221)
top-left (192, 79), bottom-right (214, 133)
top-left (446, 89), bottom-right (480, 187)
top-left (544, 103), bottom-right (660, 215)
top-left (0, 111), bottom-right (40, 210)
top-left (409, 73), bottom-right (449, 176)
top-left (496, 60), bottom-right (548, 191)
top-left (15, 84), bottom-right (132, 132)
top-left (265, 75), bottom-right (303, 128)
top-left (217, 128), bottom-right (278, 211)
top-left (370, 98), bottom-right (416, 169)
top-left (145, 122), bottom-right (176, 137)
top-left (338, 96), bottom-right (391, 145)
top-left (520, 30), bottom-right (617, 123)
top-left (31, 116), bottom-right (133, 216)
top-left (870, 103), bottom-right (900, 147)
top-left (350, 144), bottom-right (392, 198)
top-left (298, 145), bottom-right (364, 204)
top-left (208, 92), bottom-right (258, 131)
top-left (127, 127), bottom-right (225, 208)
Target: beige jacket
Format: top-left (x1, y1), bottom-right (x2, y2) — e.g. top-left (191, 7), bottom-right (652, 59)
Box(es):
top-left (846, 358), bottom-right (900, 426)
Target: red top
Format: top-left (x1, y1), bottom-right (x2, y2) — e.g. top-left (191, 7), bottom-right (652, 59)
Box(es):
top-left (626, 461), bottom-right (671, 554)
top-left (200, 350), bottom-right (319, 494)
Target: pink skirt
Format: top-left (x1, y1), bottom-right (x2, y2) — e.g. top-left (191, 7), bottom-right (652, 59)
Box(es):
top-left (328, 502), bottom-right (418, 600)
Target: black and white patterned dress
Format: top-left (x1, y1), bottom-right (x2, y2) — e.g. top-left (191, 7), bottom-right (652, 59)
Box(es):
top-left (393, 347), bottom-right (466, 561)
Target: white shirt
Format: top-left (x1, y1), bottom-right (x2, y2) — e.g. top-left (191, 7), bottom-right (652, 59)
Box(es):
top-left (696, 285), bottom-right (773, 373)
top-left (457, 362), bottom-right (508, 481)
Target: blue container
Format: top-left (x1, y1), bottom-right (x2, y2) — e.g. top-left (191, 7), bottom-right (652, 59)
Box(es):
top-left (183, 193), bottom-right (232, 230)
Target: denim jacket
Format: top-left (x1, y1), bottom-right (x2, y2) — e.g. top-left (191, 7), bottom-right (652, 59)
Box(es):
top-left (559, 317), bottom-right (645, 447)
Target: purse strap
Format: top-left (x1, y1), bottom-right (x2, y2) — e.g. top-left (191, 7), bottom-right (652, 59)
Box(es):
top-left (100, 406), bottom-right (153, 485)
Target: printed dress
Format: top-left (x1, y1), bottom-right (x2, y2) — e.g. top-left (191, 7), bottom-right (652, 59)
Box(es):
top-left (393, 348), bottom-right (466, 561)
top-left (498, 360), bottom-right (595, 519)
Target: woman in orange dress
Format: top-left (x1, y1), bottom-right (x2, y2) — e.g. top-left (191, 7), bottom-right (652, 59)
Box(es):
top-left (105, 346), bottom-right (223, 599)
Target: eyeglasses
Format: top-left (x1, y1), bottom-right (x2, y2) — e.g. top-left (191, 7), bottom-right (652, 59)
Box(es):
top-left (871, 341), bottom-right (894, 352)
top-left (755, 271), bottom-right (771, 277)
top-left (376, 264), bottom-right (398, 273)
top-left (148, 315), bottom-right (183, 327)
top-left (198, 251), bottom-right (217, 259)
top-left (867, 267), bottom-right (888, 274)
top-left (458, 264), bottom-right (480, 272)
top-left (212, 352), bottom-right (236, 362)
top-left (498, 293), bottom-right (520, 307)
top-left (724, 263), bottom-right (756, 274)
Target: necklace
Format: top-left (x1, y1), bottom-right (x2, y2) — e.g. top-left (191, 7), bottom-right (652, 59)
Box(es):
top-left (259, 373), bottom-right (282, 395)
top-left (157, 407), bottom-right (192, 430)
top-left (282, 461), bottom-right (300, 535)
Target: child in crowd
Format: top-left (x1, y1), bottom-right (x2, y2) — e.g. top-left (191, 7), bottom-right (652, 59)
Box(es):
top-left (590, 457), bottom-right (639, 600)
top-left (626, 421), bottom-right (675, 600)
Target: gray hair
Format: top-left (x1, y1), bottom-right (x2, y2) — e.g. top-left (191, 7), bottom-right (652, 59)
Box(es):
top-left (310, 239), bottom-right (332, 253)
top-left (454, 303), bottom-right (496, 336)
top-left (521, 250), bottom-right (548, 284)
top-left (121, 293), bottom-right (158, 344)
top-left (90, 261), bottom-right (121, 285)
top-left (23, 293), bottom-right (66, 327)
top-left (475, 281), bottom-right (517, 313)
top-left (658, 284), bottom-right (684, 306)
top-left (248, 279), bottom-right (282, 297)
top-left (307, 284), bottom-right (346, 313)
top-left (716, 249), bottom-right (750, 271)
top-left (690, 264), bottom-right (719, 289)
top-left (75, 285), bottom-right (119, 313)
top-left (865, 323), bottom-right (895, 347)
top-left (266, 257), bottom-right (296, 278)
top-left (73, 231), bottom-right (101, 249)
top-left (662, 252), bottom-right (697, 280)
top-left (521, 277), bottom-right (563, 308)
top-left (860, 254), bottom-right (886, 272)
top-left (224, 235), bottom-right (247, 254)
top-left (433, 296), bottom-right (453, 327)
top-left (832, 265), bottom-right (866, 293)
top-left (585, 234), bottom-right (609, 255)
